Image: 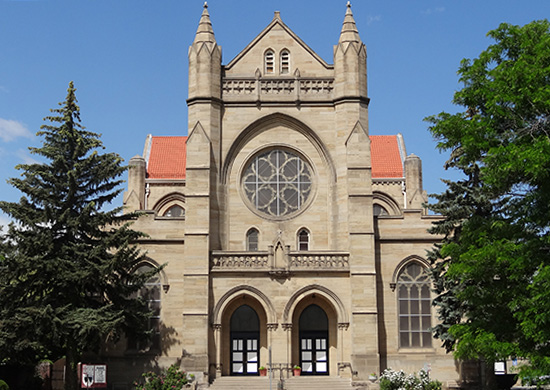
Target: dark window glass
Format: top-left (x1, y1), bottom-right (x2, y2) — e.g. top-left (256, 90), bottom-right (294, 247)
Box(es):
top-left (397, 263), bottom-right (432, 348)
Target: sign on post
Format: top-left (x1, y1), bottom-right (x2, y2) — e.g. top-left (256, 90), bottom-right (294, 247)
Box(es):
top-left (81, 364), bottom-right (107, 388)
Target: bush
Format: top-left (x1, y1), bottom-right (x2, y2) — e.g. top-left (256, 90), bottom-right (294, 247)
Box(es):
top-left (0, 380), bottom-right (9, 390)
top-left (379, 368), bottom-right (442, 390)
top-left (133, 364), bottom-right (188, 390)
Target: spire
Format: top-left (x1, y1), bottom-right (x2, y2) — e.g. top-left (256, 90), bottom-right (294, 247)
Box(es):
top-left (339, 1), bottom-right (361, 44)
top-left (193, 2), bottom-right (216, 45)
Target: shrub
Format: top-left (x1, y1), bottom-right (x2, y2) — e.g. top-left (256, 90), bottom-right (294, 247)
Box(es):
top-left (379, 368), bottom-right (442, 390)
top-left (133, 364), bottom-right (188, 390)
top-left (0, 380), bottom-right (9, 390)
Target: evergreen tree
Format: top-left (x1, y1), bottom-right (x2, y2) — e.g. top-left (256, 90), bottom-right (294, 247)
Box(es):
top-left (426, 20), bottom-right (550, 380)
top-left (0, 82), bottom-right (156, 390)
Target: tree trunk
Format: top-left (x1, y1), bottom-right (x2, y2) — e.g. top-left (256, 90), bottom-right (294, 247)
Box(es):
top-left (64, 346), bottom-right (79, 390)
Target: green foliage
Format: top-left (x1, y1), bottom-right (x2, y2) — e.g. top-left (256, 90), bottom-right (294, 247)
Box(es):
top-left (379, 369), bottom-right (442, 390)
top-left (0, 82), bottom-right (156, 389)
top-left (0, 380), bottom-right (8, 390)
top-left (426, 19), bottom-right (550, 378)
top-left (133, 364), bottom-right (188, 390)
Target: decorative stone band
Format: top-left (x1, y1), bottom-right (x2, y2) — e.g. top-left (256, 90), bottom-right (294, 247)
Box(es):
top-left (222, 77), bottom-right (334, 101)
top-left (211, 251), bottom-right (350, 271)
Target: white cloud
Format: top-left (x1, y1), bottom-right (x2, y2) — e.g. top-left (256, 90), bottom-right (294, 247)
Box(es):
top-left (0, 213), bottom-right (12, 235)
top-left (422, 7), bottom-right (445, 15)
top-left (16, 148), bottom-right (40, 165)
top-left (0, 118), bottom-right (33, 142)
top-left (367, 15), bottom-right (382, 25)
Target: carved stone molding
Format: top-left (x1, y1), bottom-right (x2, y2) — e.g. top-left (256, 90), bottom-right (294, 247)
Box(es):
top-left (282, 323), bottom-right (293, 331)
top-left (338, 322), bottom-right (350, 330)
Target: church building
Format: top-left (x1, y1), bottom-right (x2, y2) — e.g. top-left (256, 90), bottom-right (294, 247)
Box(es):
top-left (109, 3), bottom-right (466, 389)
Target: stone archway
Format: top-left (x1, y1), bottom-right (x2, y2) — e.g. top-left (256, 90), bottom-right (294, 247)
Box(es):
top-left (213, 287), bottom-right (276, 377)
top-left (298, 304), bottom-right (329, 375)
top-left (284, 287), bottom-right (345, 376)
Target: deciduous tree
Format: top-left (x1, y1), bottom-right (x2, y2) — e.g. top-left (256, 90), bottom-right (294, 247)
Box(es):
top-left (426, 19), bottom-right (550, 379)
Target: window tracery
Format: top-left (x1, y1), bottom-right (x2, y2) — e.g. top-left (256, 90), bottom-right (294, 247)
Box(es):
top-left (242, 149), bottom-right (313, 218)
top-left (397, 262), bottom-right (432, 348)
top-left (129, 264), bottom-right (161, 351)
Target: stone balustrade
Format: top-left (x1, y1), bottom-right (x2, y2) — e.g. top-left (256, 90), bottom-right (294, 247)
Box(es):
top-left (290, 253), bottom-right (349, 269)
top-left (222, 77), bottom-right (334, 102)
top-left (211, 252), bottom-right (270, 269)
top-left (211, 250), bottom-right (349, 272)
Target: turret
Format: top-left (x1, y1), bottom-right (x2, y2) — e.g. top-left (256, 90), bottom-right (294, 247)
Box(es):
top-left (404, 153), bottom-right (428, 211)
top-left (123, 155), bottom-right (146, 212)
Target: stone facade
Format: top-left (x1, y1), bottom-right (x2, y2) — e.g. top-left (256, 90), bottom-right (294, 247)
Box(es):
top-left (103, 4), bottom-right (466, 389)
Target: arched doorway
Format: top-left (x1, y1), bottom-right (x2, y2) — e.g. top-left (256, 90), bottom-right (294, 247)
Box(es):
top-left (230, 305), bottom-right (260, 375)
top-left (299, 304), bottom-right (329, 375)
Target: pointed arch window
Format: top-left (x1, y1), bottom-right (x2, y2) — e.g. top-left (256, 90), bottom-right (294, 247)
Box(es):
top-left (298, 229), bottom-right (310, 251)
top-left (163, 204), bottom-right (185, 218)
top-left (129, 264), bottom-right (161, 351)
top-left (397, 263), bottom-right (432, 348)
top-left (373, 204), bottom-right (388, 217)
top-left (247, 228), bottom-right (259, 251)
top-left (280, 50), bottom-right (290, 74)
top-left (265, 50), bottom-right (275, 74)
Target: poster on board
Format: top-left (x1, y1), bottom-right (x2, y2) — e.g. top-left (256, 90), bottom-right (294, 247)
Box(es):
top-left (81, 364), bottom-right (107, 388)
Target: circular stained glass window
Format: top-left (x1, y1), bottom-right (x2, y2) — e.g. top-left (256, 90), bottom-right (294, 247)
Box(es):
top-left (242, 149), bottom-right (313, 218)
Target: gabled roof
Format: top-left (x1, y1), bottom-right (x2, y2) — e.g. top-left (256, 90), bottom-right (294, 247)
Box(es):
top-left (225, 12), bottom-right (332, 70)
top-left (370, 135), bottom-right (405, 179)
top-left (146, 136), bottom-right (187, 179)
top-left (145, 134), bottom-right (405, 180)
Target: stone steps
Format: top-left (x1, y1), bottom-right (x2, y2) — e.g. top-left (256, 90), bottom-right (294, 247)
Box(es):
top-left (208, 376), bottom-right (354, 390)
top-left (209, 376), bottom-right (270, 390)
top-left (285, 376), bottom-right (353, 390)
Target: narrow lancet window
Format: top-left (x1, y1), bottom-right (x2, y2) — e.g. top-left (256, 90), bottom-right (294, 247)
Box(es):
top-left (280, 50), bottom-right (290, 74)
top-left (265, 50), bottom-right (275, 74)
top-left (298, 229), bottom-right (310, 251)
top-left (247, 228), bottom-right (259, 251)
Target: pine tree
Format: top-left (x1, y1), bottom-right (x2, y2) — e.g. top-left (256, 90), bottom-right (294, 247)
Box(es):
top-left (0, 82), bottom-right (156, 390)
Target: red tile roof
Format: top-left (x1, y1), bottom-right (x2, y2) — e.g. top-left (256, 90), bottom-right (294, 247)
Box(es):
top-left (370, 135), bottom-right (404, 178)
top-left (147, 136), bottom-right (187, 179)
top-left (145, 134), bottom-right (404, 180)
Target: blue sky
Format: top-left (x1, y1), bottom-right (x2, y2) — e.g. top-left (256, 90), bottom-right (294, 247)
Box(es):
top-left (1, 0), bottom-right (549, 227)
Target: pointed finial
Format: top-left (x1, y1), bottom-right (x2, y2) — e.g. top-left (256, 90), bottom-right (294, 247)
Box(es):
top-left (193, 1), bottom-right (216, 45)
top-left (347, 1), bottom-right (351, 7)
top-left (274, 11), bottom-right (281, 20)
top-left (339, 0), bottom-right (361, 44)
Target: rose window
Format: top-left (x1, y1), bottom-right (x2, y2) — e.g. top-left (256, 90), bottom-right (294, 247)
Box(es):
top-left (243, 149), bottom-right (313, 217)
